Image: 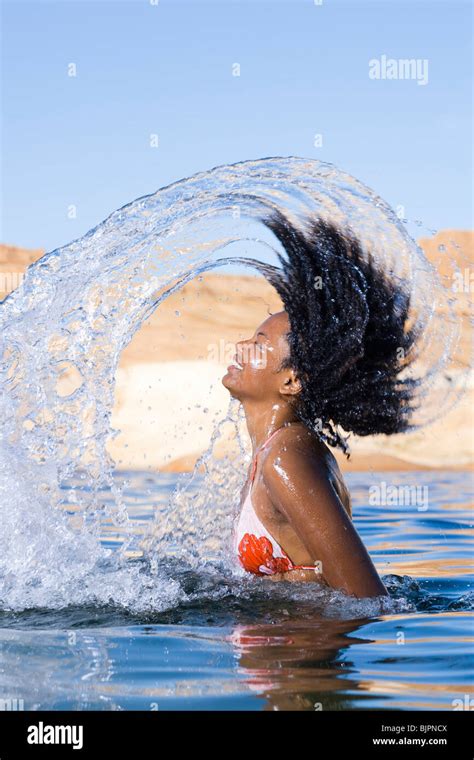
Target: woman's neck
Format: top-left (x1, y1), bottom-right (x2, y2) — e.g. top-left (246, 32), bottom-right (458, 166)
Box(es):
top-left (241, 401), bottom-right (300, 455)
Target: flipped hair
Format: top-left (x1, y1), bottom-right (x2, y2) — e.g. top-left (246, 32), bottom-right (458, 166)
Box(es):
top-left (259, 210), bottom-right (422, 458)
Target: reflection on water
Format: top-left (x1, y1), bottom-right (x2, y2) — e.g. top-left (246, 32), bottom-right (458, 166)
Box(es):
top-left (0, 469), bottom-right (472, 711)
top-left (229, 612), bottom-right (474, 710)
top-left (0, 611), bottom-right (471, 711)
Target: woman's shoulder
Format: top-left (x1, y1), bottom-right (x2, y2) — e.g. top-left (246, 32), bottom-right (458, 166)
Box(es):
top-left (266, 421), bottom-right (332, 463)
top-left (263, 422), bottom-right (352, 516)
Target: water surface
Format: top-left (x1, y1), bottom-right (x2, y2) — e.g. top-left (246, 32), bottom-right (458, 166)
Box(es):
top-left (0, 469), bottom-right (472, 711)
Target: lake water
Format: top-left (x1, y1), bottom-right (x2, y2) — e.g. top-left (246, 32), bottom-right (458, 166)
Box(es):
top-left (0, 469), bottom-right (472, 712)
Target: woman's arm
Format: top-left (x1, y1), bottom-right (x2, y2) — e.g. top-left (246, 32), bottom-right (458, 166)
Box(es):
top-left (262, 447), bottom-right (389, 599)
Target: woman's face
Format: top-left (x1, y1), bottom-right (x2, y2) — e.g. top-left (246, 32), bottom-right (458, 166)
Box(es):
top-left (222, 311), bottom-right (301, 403)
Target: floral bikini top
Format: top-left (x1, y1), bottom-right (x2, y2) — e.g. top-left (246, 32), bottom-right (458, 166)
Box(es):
top-left (233, 427), bottom-right (318, 576)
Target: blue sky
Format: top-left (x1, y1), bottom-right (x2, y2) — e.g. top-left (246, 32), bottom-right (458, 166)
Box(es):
top-left (1, 0), bottom-right (472, 252)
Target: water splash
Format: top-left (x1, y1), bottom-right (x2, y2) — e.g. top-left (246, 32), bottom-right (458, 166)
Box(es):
top-left (0, 156), bottom-right (471, 614)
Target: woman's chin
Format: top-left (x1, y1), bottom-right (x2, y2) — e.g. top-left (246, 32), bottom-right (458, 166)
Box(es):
top-left (221, 371), bottom-right (241, 397)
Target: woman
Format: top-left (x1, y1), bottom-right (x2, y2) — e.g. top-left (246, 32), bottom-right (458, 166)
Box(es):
top-left (222, 211), bottom-right (420, 599)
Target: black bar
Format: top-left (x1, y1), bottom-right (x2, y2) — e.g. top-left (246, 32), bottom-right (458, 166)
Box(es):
top-left (0, 709), bottom-right (472, 757)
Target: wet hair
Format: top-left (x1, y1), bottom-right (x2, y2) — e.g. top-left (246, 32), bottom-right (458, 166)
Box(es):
top-left (257, 210), bottom-right (422, 458)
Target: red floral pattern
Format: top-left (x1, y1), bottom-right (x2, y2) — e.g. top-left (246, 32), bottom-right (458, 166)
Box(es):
top-left (237, 532), bottom-right (293, 575)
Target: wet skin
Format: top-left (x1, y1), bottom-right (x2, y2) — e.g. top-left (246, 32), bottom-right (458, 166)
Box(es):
top-left (222, 310), bottom-right (388, 599)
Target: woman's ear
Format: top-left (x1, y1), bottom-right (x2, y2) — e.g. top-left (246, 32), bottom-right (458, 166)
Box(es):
top-left (279, 368), bottom-right (302, 397)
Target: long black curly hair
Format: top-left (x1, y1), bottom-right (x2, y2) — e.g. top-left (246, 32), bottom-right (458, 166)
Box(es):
top-left (256, 210), bottom-right (423, 458)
